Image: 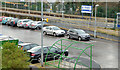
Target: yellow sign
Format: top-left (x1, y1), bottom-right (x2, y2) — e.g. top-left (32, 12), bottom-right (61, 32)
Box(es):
top-left (46, 18), bottom-right (48, 22)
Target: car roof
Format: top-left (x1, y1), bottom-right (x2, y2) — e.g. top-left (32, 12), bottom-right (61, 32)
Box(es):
top-left (18, 42), bottom-right (32, 46)
top-left (69, 29), bottom-right (83, 31)
top-left (47, 26), bottom-right (58, 28)
top-left (31, 46), bottom-right (53, 49)
top-left (19, 19), bottom-right (31, 21)
top-left (29, 46), bottom-right (49, 50)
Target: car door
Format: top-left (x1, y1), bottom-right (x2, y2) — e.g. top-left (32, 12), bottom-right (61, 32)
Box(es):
top-left (49, 47), bottom-right (61, 58)
top-left (45, 27), bottom-right (50, 34)
top-left (48, 27), bottom-right (53, 35)
top-left (68, 30), bottom-right (74, 38)
top-left (37, 22), bottom-right (42, 28)
top-left (43, 47), bottom-right (50, 59)
top-left (73, 31), bottom-right (79, 39)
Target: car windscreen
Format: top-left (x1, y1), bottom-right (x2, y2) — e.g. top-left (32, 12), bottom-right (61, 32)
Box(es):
top-left (30, 44), bottom-right (39, 48)
top-left (77, 30), bottom-right (86, 34)
top-left (30, 47), bottom-right (40, 52)
top-left (53, 27), bottom-right (61, 30)
top-left (49, 47), bottom-right (61, 52)
top-left (23, 45), bottom-right (31, 50)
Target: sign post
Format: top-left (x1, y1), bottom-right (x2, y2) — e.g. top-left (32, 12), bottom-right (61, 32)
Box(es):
top-left (81, 5), bottom-right (92, 28)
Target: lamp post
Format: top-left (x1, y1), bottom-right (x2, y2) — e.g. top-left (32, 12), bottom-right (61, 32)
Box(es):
top-left (94, 4), bottom-right (99, 38)
top-left (41, 0), bottom-right (44, 67)
top-left (105, 0), bottom-right (107, 28)
top-left (62, 0), bottom-right (64, 18)
top-left (92, 0), bottom-right (93, 17)
top-left (28, 0), bottom-right (30, 14)
top-left (5, 0), bottom-right (6, 11)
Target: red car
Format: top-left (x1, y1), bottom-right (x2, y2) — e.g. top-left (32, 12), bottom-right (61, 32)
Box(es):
top-left (0, 16), bottom-right (5, 22)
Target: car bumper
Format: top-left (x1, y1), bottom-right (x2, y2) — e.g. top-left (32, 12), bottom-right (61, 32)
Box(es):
top-left (82, 37), bottom-right (90, 40)
top-left (56, 33), bottom-right (65, 36)
top-left (30, 26), bottom-right (36, 29)
top-left (24, 26), bottom-right (29, 28)
top-left (17, 24), bottom-right (23, 27)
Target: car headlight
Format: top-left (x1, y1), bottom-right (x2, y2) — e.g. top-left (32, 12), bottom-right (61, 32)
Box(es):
top-left (81, 35), bottom-right (86, 37)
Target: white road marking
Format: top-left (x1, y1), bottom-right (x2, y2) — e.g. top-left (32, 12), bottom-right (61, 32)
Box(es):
top-left (84, 40), bottom-right (97, 43)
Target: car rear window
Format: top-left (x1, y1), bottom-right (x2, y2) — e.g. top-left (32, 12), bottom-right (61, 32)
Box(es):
top-left (30, 44), bottom-right (39, 48)
top-left (23, 45), bottom-right (30, 50)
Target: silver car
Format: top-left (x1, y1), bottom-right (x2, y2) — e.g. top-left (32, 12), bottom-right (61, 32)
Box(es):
top-left (67, 29), bottom-right (90, 41)
top-left (23, 21), bottom-right (34, 28)
top-left (29, 21), bottom-right (42, 30)
top-left (17, 19), bottom-right (32, 27)
top-left (43, 26), bottom-right (65, 37)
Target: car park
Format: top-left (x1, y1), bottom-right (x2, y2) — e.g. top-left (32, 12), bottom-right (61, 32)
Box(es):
top-left (17, 19), bottom-right (33, 27)
top-left (9, 18), bottom-right (19, 27)
top-left (18, 42), bottom-right (39, 51)
top-left (67, 29), bottom-right (90, 41)
top-left (43, 26), bottom-right (65, 37)
top-left (27, 46), bottom-right (68, 62)
top-left (23, 21), bottom-right (34, 28)
top-left (2, 17), bottom-right (13, 25)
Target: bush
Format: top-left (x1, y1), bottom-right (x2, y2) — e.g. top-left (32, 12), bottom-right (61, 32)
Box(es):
top-left (2, 42), bottom-right (29, 69)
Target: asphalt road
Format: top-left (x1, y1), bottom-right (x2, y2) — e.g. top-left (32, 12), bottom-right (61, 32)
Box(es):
top-left (1, 25), bottom-right (118, 68)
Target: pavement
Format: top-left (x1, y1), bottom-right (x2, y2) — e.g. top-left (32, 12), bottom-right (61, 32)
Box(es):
top-left (1, 25), bottom-right (118, 68)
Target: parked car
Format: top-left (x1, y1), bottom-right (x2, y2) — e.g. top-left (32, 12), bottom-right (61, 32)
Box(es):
top-left (0, 16), bottom-right (5, 22)
top-left (18, 43), bottom-right (39, 51)
top-left (67, 29), bottom-right (90, 41)
top-left (17, 19), bottom-right (33, 27)
top-left (27, 46), bottom-right (68, 62)
top-left (6, 17), bottom-right (14, 25)
top-left (2, 17), bottom-right (13, 25)
top-left (9, 18), bottom-right (19, 27)
top-left (29, 21), bottom-right (42, 30)
top-left (0, 16), bottom-right (5, 24)
top-left (23, 21), bottom-right (34, 28)
top-left (43, 26), bottom-right (65, 37)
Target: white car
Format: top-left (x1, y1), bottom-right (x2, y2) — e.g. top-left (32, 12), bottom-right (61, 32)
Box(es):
top-left (29, 21), bottom-right (42, 30)
top-left (23, 21), bottom-right (34, 28)
top-left (43, 26), bottom-right (65, 37)
top-left (17, 19), bottom-right (33, 27)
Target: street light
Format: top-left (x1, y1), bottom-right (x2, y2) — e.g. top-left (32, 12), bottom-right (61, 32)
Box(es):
top-left (105, 0), bottom-right (107, 28)
top-left (62, 0), bottom-right (64, 18)
top-left (41, 0), bottom-right (44, 67)
top-left (94, 4), bottom-right (99, 38)
top-left (5, 0), bottom-right (6, 11)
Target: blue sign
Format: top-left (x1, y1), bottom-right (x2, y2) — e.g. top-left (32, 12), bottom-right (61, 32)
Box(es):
top-left (81, 5), bottom-right (92, 13)
top-left (117, 24), bottom-right (120, 27)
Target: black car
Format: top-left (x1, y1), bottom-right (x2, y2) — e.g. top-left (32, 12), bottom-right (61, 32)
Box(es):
top-left (27, 46), bottom-right (68, 62)
top-left (18, 43), bottom-right (39, 51)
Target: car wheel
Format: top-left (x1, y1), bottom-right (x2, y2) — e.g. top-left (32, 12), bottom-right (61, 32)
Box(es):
top-left (78, 36), bottom-right (82, 41)
top-left (38, 57), bottom-right (41, 63)
top-left (67, 35), bottom-right (71, 39)
top-left (53, 33), bottom-right (57, 37)
top-left (36, 27), bottom-right (40, 30)
top-left (43, 31), bottom-right (47, 35)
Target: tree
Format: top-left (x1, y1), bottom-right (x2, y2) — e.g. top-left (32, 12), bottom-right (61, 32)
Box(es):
top-left (2, 42), bottom-right (29, 69)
